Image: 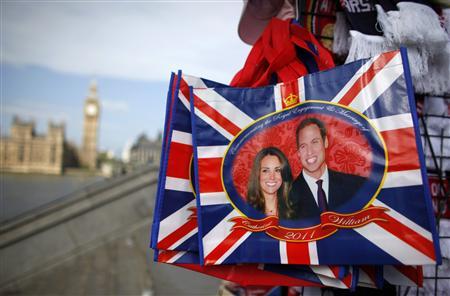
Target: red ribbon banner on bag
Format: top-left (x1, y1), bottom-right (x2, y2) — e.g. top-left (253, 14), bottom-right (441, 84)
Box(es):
top-left (229, 206), bottom-right (389, 242)
top-left (229, 216), bottom-right (280, 232)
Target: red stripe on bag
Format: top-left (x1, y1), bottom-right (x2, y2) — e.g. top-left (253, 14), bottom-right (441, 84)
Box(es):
top-left (286, 242), bottom-right (311, 264)
top-left (342, 269), bottom-right (354, 288)
top-left (374, 210), bottom-right (436, 261)
top-left (166, 142), bottom-right (193, 179)
top-left (360, 266), bottom-right (378, 286)
top-left (178, 263), bottom-right (324, 287)
top-left (157, 218), bottom-right (197, 250)
top-left (158, 250), bottom-right (181, 263)
top-left (394, 266), bottom-right (423, 286)
top-left (198, 158), bottom-right (224, 193)
top-left (204, 229), bottom-right (248, 265)
top-left (193, 93), bottom-right (242, 136)
top-left (280, 80), bottom-right (300, 108)
top-left (178, 78), bottom-right (192, 102)
top-left (381, 127), bottom-right (421, 172)
top-left (330, 266), bottom-right (341, 278)
top-left (337, 51), bottom-right (399, 106)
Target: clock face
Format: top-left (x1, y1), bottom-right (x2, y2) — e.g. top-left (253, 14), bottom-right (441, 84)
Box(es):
top-left (86, 104), bottom-right (98, 116)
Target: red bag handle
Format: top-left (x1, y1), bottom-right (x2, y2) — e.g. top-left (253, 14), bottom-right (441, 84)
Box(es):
top-left (230, 18), bottom-right (335, 87)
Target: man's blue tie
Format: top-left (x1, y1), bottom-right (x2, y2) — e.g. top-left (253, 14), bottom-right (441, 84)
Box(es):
top-left (316, 179), bottom-right (328, 213)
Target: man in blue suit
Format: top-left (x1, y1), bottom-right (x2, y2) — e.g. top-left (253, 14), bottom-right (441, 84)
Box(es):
top-left (289, 117), bottom-right (366, 220)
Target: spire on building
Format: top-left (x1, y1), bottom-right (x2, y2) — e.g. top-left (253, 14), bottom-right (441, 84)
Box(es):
top-left (81, 79), bottom-right (100, 170)
top-left (88, 79), bottom-right (98, 100)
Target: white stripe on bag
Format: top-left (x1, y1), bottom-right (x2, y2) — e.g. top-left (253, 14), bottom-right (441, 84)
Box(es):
top-left (194, 88), bottom-right (254, 129)
top-left (298, 77), bottom-right (306, 103)
top-left (372, 199), bottom-right (432, 241)
top-left (171, 130), bottom-right (192, 146)
top-left (165, 176), bottom-right (192, 192)
top-left (202, 210), bottom-right (242, 257)
top-left (331, 56), bottom-right (379, 103)
top-left (215, 232), bottom-right (252, 265)
top-left (193, 106), bottom-right (234, 140)
top-left (383, 265), bottom-right (417, 286)
top-left (383, 169), bottom-right (423, 189)
top-left (353, 223), bottom-right (435, 265)
top-left (197, 145), bottom-right (228, 158)
top-left (200, 192), bottom-right (229, 206)
top-left (182, 75), bottom-right (208, 89)
top-left (308, 241), bottom-right (319, 265)
top-left (349, 53), bottom-right (403, 113)
top-left (158, 200), bottom-right (196, 242)
top-left (274, 83), bottom-right (283, 111)
top-left (279, 240), bottom-right (288, 264)
top-left (369, 113), bottom-right (413, 132)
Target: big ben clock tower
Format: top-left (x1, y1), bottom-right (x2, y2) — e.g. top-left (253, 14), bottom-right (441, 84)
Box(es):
top-left (81, 80), bottom-right (100, 170)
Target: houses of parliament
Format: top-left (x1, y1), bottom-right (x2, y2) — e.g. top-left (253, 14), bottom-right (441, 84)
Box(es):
top-left (0, 82), bottom-right (100, 175)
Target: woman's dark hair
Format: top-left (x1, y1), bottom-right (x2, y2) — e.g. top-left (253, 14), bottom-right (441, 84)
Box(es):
top-left (247, 147), bottom-right (294, 219)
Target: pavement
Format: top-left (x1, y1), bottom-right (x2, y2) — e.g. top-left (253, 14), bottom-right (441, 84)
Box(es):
top-left (1, 166), bottom-right (221, 296)
top-left (2, 219), bottom-right (221, 296)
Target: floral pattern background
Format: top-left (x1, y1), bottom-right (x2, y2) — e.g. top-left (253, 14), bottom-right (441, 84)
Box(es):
top-left (231, 114), bottom-right (373, 200)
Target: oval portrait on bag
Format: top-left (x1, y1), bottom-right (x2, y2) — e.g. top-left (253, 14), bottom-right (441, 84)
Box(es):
top-left (222, 101), bottom-right (387, 227)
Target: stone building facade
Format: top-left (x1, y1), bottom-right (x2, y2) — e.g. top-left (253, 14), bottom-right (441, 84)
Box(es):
top-left (129, 134), bottom-right (161, 167)
top-left (0, 117), bottom-right (65, 174)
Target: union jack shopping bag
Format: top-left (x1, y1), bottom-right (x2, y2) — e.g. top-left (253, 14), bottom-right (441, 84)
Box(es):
top-left (190, 49), bottom-right (442, 266)
top-left (151, 72), bottom-right (226, 253)
top-left (151, 72), bottom-right (356, 288)
top-left (150, 71), bottom-right (423, 289)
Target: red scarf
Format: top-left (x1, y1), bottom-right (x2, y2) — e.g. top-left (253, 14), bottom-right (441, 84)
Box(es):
top-left (231, 18), bottom-right (335, 87)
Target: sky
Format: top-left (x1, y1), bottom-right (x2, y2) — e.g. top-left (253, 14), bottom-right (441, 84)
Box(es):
top-left (1, 0), bottom-right (251, 157)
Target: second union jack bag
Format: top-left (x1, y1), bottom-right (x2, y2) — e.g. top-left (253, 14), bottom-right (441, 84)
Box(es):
top-left (190, 49), bottom-right (441, 266)
top-left (151, 72), bottom-right (226, 253)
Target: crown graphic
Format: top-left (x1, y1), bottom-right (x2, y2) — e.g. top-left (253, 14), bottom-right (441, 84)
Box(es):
top-left (283, 93), bottom-right (299, 107)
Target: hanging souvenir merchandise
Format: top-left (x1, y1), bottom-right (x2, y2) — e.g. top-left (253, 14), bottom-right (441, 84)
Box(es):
top-left (230, 18), bottom-right (335, 88)
top-left (190, 49), bottom-right (441, 266)
top-left (157, 250), bottom-right (355, 289)
top-left (337, 0), bottom-right (450, 95)
top-left (297, 0), bottom-right (338, 51)
top-left (420, 96), bottom-right (450, 173)
top-left (151, 72), bottom-right (357, 289)
top-left (151, 73), bottom-right (226, 253)
top-left (356, 265), bottom-right (423, 288)
top-left (150, 50), bottom-right (437, 289)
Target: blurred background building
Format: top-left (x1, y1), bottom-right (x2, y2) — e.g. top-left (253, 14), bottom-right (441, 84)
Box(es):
top-left (0, 76), bottom-right (213, 294)
top-left (80, 81), bottom-right (100, 171)
top-left (129, 133), bottom-right (162, 168)
top-left (1, 2), bottom-right (246, 295)
top-left (0, 117), bottom-right (65, 175)
top-left (1, 81), bottom-right (102, 175)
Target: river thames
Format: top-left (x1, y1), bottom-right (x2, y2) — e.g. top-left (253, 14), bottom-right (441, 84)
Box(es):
top-left (1, 173), bottom-right (103, 222)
